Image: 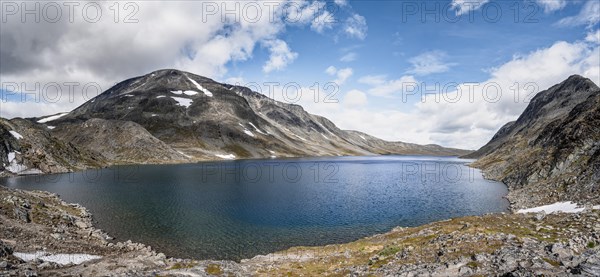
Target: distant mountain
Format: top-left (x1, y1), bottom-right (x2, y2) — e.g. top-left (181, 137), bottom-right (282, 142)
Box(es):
top-left (467, 75), bottom-right (600, 209)
top-left (22, 69), bottom-right (469, 166)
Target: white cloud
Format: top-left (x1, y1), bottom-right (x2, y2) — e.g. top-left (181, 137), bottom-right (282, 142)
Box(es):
top-left (358, 75), bottom-right (387, 86)
top-left (262, 39), bottom-right (299, 73)
top-left (325, 66), bottom-right (353, 85)
top-left (585, 29), bottom-right (600, 44)
top-left (340, 52), bottom-right (357, 62)
top-left (311, 10), bottom-right (336, 33)
top-left (223, 76), bottom-right (245, 85)
top-left (557, 0), bottom-right (600, 27)
top-left (450, 0), bottom-right (490, 16)
top-left (0, 101), bottom-right (76, 120)
top-left (336, 68), bottom-right (354, 84)
top-left (359, 75), bottom-right (418, 97)
top-left (344, 14), bottom-right (367, 40)
top-left (535, 0), bottom-right (568, 13)
top-left (323, 35), bottom-right (600, 149)
top-left (334, 0), bottom-right (348, 7)
top-left (1, 1), bottom-right (290, 118)
top-left (407, 51), bottom-right (456, 76)
top-left (343, 89), bottom-right (368, 107)
top-left (408, 39), bottom-right (599, 148)
top-left (285, 1), bottom-right (326, 25)
top-left (325, 66), bottom-right (337, 75)
top-left (1, 0), bottom-right (369, 119)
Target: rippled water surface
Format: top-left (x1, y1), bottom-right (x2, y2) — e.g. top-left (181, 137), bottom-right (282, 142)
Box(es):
top-left (1, 156), bottom-right (508, 260)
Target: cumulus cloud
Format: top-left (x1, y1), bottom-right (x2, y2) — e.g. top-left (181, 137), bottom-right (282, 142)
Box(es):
top-left (344, 14), bottom-right (367, 40)
top-left (407, 51), bottom-right (456, 76)
top-left (262, 39), bottom-right (299, 73)
top-left (0, 1), bottom-right (369, 119)
top-left (315, 35), bottom-right (600, 149)
top-left (557, 0), bottom-right (600, 27)
top-left (1, 1), bottom-right (289, 119)
top-left (408, 38), bottom-right (599, 148)
top-left (450, 0), bottom-right (490, 16)
top-left (343, 89), bottom-right (368, 107)
top-left (325, 66), bottom-right (353, 85)
top-left (535, 0), bottom-right (568, 13)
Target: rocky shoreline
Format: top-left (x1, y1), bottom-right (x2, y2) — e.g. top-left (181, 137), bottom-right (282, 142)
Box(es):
top-left (1, 184), bottom-right (599, 276)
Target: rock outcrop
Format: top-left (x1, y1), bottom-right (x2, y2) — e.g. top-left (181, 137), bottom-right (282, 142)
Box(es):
top-left (0, 118), bottom-right (105, 176)
top-left (466, 75), bottom-right (600, 209)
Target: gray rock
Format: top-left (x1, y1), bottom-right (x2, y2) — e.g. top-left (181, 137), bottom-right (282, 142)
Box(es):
top-left (14, 206), bottom-right (30, 223)
top-left (37, 262), bottom-right (54, 270)
top-left (535, 211), bottom-right (546, 221)
top-left (74, 220), bottom-right (89, 229)
top-left (0, 241), bottom-right (13, 257)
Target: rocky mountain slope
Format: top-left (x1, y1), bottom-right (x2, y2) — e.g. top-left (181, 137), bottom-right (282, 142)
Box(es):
top-left (52, 118), bottom-right (189, 165)
top-left (466, 75), bottom-right (600, 209)
top-left (30, 69), bottom-right (469, 165)
top-left (0, 118), bottom-right (104, 176)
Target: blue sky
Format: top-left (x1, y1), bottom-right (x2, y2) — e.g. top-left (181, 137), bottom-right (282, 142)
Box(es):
top-left (1, 0), bottom-right (599, 148)
top-left (224, 0), bottom-right (590, 96)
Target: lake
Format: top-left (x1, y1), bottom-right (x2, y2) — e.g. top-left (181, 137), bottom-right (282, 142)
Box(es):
top-left (0, 155), bottom-right (509, 261)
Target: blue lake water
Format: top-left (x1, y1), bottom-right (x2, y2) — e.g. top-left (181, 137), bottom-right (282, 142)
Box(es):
top-left (0, 155), bottom-right (509, 260)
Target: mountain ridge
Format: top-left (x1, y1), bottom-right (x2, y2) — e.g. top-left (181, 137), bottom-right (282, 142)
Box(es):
top-left (1, 69), bottom-right (470, 175)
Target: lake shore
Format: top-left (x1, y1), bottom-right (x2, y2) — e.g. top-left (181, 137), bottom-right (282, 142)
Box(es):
top-left (1, 184), bottom-right (599, 276)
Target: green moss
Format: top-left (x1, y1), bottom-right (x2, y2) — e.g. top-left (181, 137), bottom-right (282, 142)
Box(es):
top-left (467, 261), bottom-right (479, 268)
top-left (588, 242), bottom-right (596, 248)
top-left (378, 245), bottom-right (401, 257)
top-left (543, 258), bottom-right (561, 267)
top-left (205, 263), bottom-right (223, 275)
top-left (222, 144), bottom-right (250, 158)
top-left (168, 262), bottom-right (198, 270)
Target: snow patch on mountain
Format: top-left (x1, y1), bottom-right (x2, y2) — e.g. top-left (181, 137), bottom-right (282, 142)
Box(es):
top-left (14, 251), bottom-right (102, 265)
top-left (38, 113), bottom-right (68, 123)
top-left (171, 90), bottom-right (198, 96)
top-left (517, 202), bottom-right (585, 214)
top-left (215, 154), bottom-right (236, 159)
top-left (248, 122), bottom-right (266, 135)
top-left (6, 151), bottom-right (28, 174)
top-left (9, 131), bottom-right (23, 139)
top-left (170, 97), bottom-right (193, 108)
top-left (187, 77), bottom-right (213, 97)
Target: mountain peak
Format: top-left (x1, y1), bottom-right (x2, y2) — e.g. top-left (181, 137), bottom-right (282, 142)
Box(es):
top-left (557, 74), bottom-right (599, 92)
top-left (144, 69), bottom-right (215, 83)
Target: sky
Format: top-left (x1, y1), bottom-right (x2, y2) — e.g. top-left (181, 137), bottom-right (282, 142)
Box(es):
top-left (0, 0), bottom-right (599, 149)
